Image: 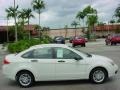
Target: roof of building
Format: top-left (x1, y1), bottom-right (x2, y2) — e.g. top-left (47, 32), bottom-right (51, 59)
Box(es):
top-left (0, 25), bottom-right (36, 31)
top-left (95, 24), bottom-right (120, 31)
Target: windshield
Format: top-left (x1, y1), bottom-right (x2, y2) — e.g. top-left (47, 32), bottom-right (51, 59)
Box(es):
top-left (74, 48), bottom-right (92, 57)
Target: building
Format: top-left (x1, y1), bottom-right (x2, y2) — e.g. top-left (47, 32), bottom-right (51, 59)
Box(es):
top-left (95, 24), bottom-right (120, 37)
top-left (0, 24), bottom-right (120, 43)
top-left (0, 25), bottom-right (37, 43)
top-left (49, 28), bottom-right (84, 38)
top-left (0, 25), bottom-right (84, 43)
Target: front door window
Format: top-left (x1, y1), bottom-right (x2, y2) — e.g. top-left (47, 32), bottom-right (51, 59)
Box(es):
top-left (54, 47), bottom-right (82, 59)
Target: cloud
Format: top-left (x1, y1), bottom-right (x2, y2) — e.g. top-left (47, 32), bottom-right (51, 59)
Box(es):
top-left (0, 0), bottom-right (119, 28)
top-left (92, 0), bottom-right (119, 22)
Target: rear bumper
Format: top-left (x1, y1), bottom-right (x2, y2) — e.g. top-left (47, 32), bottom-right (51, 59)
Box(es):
top-left (111, 41), bottom-right (120, 43)
top-left (2, 65), bottom-right (16, 81)
top-left (73, 42), bottom-right (85, 45)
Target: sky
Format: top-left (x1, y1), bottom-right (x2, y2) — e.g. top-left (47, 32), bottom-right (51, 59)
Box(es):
top-left (0, 0), bottom-right (119, 28)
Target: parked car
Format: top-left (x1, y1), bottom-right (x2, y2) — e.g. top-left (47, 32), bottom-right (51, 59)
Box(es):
top-left (2, 44), bottom-right (118, 87)
top-left (105, 34), bottom-right (120, 45)
top-left (72, 36), bottom-right (86, 47)
top-left (53, 36), bottom-right (65, 44)
top-left (69, 36), bottom-right (87, 43)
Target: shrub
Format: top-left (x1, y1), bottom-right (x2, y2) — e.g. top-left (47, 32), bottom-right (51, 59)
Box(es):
top-left (8, 37), bottom-right (52, 53)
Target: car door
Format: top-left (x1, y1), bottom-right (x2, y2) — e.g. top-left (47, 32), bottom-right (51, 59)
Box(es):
top-left (22, 47), bottom-right (55, 81)
top-left (54, 47), bottom-right (88, 80)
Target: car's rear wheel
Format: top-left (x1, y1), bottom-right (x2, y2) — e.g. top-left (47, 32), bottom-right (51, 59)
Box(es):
top-left (111, 42), bottom-right (117, 46)
top-left (106, 42), bottom-right (108, 45)
top-left (114, 43), bottom-right (117, 45)
top-left (72, 44), bottom-right (75, 47)
top-left (90, 68), bottom-right (108, 84)
top-left (16, 71), bottom-right (34, 87)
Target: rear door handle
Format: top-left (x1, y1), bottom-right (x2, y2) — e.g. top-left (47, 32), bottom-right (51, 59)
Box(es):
top-left (58, 60), bottom-right (65, 63)
top-left (31, 60), bottom-right (38, 62)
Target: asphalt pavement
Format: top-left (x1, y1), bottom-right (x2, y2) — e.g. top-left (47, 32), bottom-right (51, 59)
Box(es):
top-left (0, 39), bottom-right (120, 90)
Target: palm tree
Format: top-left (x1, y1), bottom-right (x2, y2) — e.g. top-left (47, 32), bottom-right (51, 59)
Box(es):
top-left (23, 9), bottom-right (34, 39)
top-left (82, 5), bottom-right (98, 40)
top-left (64, 25), bottom-right (68, 38)
top-left (5, 10), bottom-right (11, 42)
top-left (76, 11), bottom-right (85, 28)
top-left (32, 0), bottom-right (45, 39)
top-left (83, 5), bottom-right (97, 15)
top-left (18, 9), bottom-right (26, 25)
top-left (97, 22), bottom-right (105, 26)
top-left (6, 5), bottom-right (19, 42)
top-left (87, 15), bottom-right (98, 26)
top-left (115, 4), bottom-right (120, 21)
top-left (71, 21), bottom-right (79, 36)
top-left (110, 20), bottom-right (115, 24)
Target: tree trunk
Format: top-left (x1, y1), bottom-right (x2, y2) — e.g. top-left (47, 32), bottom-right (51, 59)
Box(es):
top-left (82, 19), bottom-right (84, 28)
top-left (75, 26), bottom-right (77, 36)
top-left (15, 18), bottom-right (17, 42)
top-left (65, 26), bottom-right (68, 38)
top-left (28, 19), bottom-right (31, 40)
top-left (7, 18), bottom-right (9, 42)
top-left (39, 10), bottom-right (41, 40)
top-left (14, 0), bottom-right (18, 42)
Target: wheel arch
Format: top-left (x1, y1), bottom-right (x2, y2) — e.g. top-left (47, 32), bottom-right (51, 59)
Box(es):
top-left (89, 66), bottom-right (108, 79)
top-left (15, 69), bottom-right (35, 81)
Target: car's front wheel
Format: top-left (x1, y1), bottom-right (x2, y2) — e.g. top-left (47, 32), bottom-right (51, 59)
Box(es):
top-left (16, 71), bottom-right (34, 87)
top-left (90, 68), bottom-right (108, 84)
top-left (81, 43), bottom-right (86, 47)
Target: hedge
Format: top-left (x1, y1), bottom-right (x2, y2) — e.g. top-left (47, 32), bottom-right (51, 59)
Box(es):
top-left (8, 37), bottom-right (52, 53)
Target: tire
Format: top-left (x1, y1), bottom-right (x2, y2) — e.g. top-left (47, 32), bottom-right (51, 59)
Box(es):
top-left (106, 42), bottom-right (108, 45)
top-left (83, 43), bottom-right (86, 47)
top-left (81, 44), bottom-right (86, 47)
top-left (114, 43), bottom-right (116, 45)
top-left (89, 68), bottom-right (108, 84)
top-left (72, 44), bottom-right (75, 47)
top-left (111, 42), bottom-right (116, 46)
top-left (16, 71), bottom-right (34, 88)
top-left (111, 42), bottom-right (114, 46)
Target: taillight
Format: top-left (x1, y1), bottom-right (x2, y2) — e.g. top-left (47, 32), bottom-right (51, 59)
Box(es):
top-left (3, 59), bottom-right (10, 64)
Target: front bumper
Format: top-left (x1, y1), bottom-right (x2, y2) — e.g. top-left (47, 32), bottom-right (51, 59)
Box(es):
top-left (109, 64), bottom-right (119, 77)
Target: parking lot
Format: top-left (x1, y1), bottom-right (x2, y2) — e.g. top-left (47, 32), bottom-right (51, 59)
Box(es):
top-left (0, 39), bottom-right (120, 90)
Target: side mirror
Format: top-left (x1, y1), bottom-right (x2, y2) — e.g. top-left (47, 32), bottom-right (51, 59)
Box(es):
top-left (74, 57), bottom-right (82, 61)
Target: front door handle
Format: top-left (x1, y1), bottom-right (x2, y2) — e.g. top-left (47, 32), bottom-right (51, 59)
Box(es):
top-left (31, 60), bottom-right (38, 62)
top-left (58, 60), bottom-right (65, 63)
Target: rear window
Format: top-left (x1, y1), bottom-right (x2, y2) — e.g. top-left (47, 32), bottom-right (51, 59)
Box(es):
top-left (113, 34), bottom-right (120, 37)
top-left (74, 36), bottom-right (83, 39)
top-left (55, 36), bottom-right (64, 39)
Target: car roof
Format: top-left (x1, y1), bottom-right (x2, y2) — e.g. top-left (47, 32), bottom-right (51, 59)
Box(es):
top-left (30, 44), bottom-right (68, 49)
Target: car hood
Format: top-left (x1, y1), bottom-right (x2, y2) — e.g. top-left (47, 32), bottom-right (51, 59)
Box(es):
top-left (91, 54), bottom-right (113, 63)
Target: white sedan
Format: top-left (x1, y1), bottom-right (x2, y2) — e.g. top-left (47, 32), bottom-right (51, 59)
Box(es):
top-left (2, 44), bottom-right (118, 87)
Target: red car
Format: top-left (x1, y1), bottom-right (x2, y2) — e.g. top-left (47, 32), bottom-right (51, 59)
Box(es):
top-left (72, 36), bottom-right (86, 47)
top-left (105, 34), bottom-right (120, 45)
